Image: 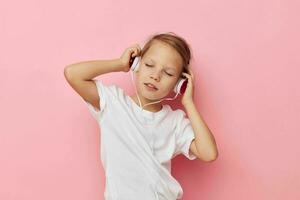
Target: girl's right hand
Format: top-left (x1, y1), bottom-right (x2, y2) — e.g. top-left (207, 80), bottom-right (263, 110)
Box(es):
top-left (119, 44), bottom-right (142, 72)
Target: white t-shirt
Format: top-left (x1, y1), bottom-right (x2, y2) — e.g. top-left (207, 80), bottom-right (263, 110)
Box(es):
top-left (85, 79), bottom-right (197, 200)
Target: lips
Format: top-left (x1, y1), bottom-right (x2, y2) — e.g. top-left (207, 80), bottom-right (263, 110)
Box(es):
top-left (144, 83), bottom-right (158, 90)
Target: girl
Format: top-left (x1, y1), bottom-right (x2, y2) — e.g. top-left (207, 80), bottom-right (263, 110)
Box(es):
top-left (64, 32), bottom-right (218, 200)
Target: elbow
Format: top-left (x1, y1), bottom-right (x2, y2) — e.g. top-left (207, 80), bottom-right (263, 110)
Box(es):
top-left (206, 155), bottom-right (218, 162)
top-left (205, 142), bottom-right (219, 162)
top-left (64, 66), bottom-right (73, 80)
top-left (203, 151), bottom-right (218, 162)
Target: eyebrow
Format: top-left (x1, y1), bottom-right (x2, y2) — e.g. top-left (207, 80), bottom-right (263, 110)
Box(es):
top-left (149, 58), bottom-right (176, 72)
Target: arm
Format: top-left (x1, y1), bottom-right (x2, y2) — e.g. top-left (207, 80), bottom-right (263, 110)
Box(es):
top-left (63, 59), bottom-right (125, 111)
top-left (181, 68), bottom-right (218, 162)
top-left (64, 43), bottom-right (142, 81)
top-left (184, 102), bottom-right (218, 162)
top-left (63, 44), bottom-right (142, 111)
top-left (64, 59), bottom-right (125, 81)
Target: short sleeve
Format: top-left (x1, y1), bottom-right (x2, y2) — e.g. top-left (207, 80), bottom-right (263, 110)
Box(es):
top-left (85, 79), bottom-right (117, 122)
top-left (174, 110), bottom-right (197, 160)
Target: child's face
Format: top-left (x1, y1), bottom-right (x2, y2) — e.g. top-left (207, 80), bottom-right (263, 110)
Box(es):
top-left (134, 40), bottom-right (183, 101)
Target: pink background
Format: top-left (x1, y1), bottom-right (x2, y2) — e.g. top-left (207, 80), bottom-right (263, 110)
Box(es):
top-left (1, 0), bottom-right (299, 199)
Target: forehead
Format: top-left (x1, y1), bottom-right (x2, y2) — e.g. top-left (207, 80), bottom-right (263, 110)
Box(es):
top-left (143, 41), bottom-right (183, 71)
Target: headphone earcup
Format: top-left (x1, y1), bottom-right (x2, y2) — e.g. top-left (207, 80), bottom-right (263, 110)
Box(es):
top-left (130, 56), bottom-right (141, 72)
top-left (173, 78), bottom-right (188, 94)
top-left (130, 40), bottom-right (147, 72)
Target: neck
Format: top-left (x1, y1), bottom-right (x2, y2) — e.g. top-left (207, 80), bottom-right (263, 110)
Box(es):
top-left (130, 94), bottom-right (163, 112)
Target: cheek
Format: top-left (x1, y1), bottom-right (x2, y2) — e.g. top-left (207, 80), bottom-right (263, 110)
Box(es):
top-left (136, 77), bottom-right (147, 91)
top-left (160, 81), bottom-right (176, 94)
top-left (168, 79), bottom-right (177, 89)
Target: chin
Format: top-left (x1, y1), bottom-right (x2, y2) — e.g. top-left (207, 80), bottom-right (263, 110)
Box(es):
top-left (139, 89), bottom-right (159, 100)
top-left (146, 91), bottom-right (169, 101)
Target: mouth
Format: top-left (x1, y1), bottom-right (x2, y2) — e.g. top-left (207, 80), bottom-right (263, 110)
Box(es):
top-left (144, 83), bottom-right (158, 91)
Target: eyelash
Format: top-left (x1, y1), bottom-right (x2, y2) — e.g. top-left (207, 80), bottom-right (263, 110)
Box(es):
top-left (145, 64), bottom-right (173, 76)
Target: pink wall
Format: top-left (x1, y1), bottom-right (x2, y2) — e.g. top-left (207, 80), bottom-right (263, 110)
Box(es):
top-left (1, 0), bottom-right (299, 199)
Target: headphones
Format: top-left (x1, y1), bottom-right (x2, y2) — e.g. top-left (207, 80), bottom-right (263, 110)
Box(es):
top-left (128, 42), bottom-right (189, 112)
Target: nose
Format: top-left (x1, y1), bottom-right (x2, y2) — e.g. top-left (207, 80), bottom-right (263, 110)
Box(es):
top-left (150, 70), bottom-right (161, 82)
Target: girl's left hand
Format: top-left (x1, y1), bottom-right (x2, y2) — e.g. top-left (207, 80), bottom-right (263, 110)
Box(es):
top-left (181, 68), bottom-right (195, 106)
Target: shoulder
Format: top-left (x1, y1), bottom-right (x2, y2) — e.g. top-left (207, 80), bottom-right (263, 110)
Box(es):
top-left (163, 107), bottom-right (187, 126)
top-left (94, 79), bottom-right (125, 99)
top-left (172, 108), bottom-right (190, 134)
top-left (172, 108), bottom-right (187, 120)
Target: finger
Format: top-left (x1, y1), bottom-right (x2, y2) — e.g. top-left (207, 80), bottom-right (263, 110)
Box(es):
top-left (182, 73), bottom-right (191, 79)
top-left (131, 50), bottom-right (137, 57)
top-left (183, 73), bottom-right (194, 85)
top-left (137, 47), bottom-right (141, 55)
top-left (183, 72), bottom-right (191, 77)
top-left (135, 47), bottom-right (140, 55)
top-left (131, 48), bottom-right (138, 57)
top-left (188, 69), bottom-right (194, 79)
top-left (188, 68), bottom-right (193, 75)
top-left (134, 44), bottom-right (140, 53)
top-left (131, 50), bottom-right (136, 57)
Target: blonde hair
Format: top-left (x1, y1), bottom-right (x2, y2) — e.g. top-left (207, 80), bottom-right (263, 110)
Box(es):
top-left (141, 32), bottom-right (192, 77)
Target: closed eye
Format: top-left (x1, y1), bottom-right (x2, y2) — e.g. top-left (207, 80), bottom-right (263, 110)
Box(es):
top-left (165, 72), bottom-right (173, 76)
top-left (145, 64), bottom-right (173, 76)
